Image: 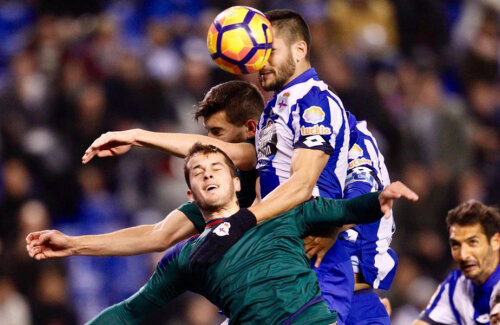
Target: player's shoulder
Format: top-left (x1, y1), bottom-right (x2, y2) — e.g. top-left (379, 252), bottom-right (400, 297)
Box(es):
top-left (158, 239), bottom-right (193, 269)
top-left (443, 269), bottom-right (465, 284)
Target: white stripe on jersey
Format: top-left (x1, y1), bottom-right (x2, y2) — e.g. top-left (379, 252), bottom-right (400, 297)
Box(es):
top-left (372, 212), bottom-right (396, 289)
top-left (423, 267), bottom-right (500, 325)
top-left (329, 96), bottom-right (349, 193)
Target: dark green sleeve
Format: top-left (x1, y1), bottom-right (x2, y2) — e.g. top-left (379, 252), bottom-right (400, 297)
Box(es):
top-left (297, 192), bottom-right (383, 235)
top-left (177, 201), bottom-right (205, 233)
top-left (86, 246), bottom-right (187, 324)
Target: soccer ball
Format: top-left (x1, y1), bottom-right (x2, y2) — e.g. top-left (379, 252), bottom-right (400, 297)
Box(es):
top-left (207, 6), bottom-right (273, 75)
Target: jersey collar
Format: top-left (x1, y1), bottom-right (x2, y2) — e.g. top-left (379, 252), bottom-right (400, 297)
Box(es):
top-left (205, 218), bottom-right (227, 229)
top-left (277, 68), bottom-right (318, 93)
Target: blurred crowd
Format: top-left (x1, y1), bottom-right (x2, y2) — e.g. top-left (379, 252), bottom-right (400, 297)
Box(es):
top-left (0, 0), bottom-right (499, 324)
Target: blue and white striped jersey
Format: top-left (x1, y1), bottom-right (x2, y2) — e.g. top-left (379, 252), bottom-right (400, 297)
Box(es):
top-left (255, 68), bottom-right (352, 321)
top-left (256, 68), bottom-right (350, 200)
top-left (420, 263), bottom-right (500, 324)
top-left (339, 114), bottom-right (397, 290)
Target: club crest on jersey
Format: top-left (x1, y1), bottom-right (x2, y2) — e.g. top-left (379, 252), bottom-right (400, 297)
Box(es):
top-left (214, 222), bottom-right (231, 237)
top-left (277, 92), bottom-right (289, 110)
top-left (348, 144), bottom-right (364, 159)
top-left (302, 106), bottom-right (325, 124)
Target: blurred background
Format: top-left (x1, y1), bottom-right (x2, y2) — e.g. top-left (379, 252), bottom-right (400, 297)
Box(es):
top-left (0, 0), bottom-right (499, 324)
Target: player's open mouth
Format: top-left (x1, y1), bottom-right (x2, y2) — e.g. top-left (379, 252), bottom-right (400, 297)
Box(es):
top-left (461, 263), bottom-right (477, 273)
top-left (206, 184), bottom-right (218, 192)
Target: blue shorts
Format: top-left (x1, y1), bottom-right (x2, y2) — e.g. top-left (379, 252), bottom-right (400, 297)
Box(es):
top-left (312, 240), bottom-right (354, 325)
top-left (345, 289), bottom-right (390, 325)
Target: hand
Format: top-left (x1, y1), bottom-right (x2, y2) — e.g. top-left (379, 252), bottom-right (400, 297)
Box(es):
top-left (26, 230), bottom-right (75, 260)
top-left (304, 228), bottom-right (341, 268)
top-left (82, 129), bottom-right (139, 164)
top-left (379, 181), bottom-right (419, 216)
top-left (189, 209), bottom-right (256, 266)
top-left (380, 298), bottom-right (392, 316)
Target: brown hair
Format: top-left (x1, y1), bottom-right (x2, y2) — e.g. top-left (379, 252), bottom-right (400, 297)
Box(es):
top-left (195, 80), bottom-right (264, 126)
top-left (265, 9), bottom-right (311, 61)
top-left (183, 142), bottom-right (238, 189)
top-left (446, 200), bottom-right (500, 240)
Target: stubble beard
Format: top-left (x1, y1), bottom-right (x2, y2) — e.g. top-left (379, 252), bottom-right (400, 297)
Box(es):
top-left (262, 53), bottom-right (296, 92)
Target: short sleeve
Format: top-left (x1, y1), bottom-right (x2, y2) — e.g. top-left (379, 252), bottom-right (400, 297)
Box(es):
top-left (293, 88), bottom-right (347, 155)
top-left (177, 202), bottom-right (205, 233)
top-left (419, 273), bottom-right (460, 325)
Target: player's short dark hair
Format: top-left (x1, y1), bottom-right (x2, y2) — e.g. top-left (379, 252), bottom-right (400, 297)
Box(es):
top-left (184, 142), bottom-right (238, 189)
top-left (446, 200), bottom-right (500, 240)
top-left (265, 9), bottom-right (311, 61)
top-left (196, 80), bottom-right (264, 126)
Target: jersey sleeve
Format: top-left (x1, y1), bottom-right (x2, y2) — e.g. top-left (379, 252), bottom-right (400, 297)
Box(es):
top-left (419, 273), bottom-right (459, 325)
top-left (86, 242), bottom-right (188, 324)
top-left (344, 166), bottom-right (382, 199)
top-left (177, 202), bottom-right (205, 233)
top-left (293, 88), bottom-right (347, 155)
top-left (296, 193), bottom-right (383, 235)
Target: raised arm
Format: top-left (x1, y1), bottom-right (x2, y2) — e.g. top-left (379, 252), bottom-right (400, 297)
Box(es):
top-left (26, 209), bottom-right (197, 259)
top-left (82, 129), bottom-right (257, 171)
top-left (249, 148), bottom-right (329, 222)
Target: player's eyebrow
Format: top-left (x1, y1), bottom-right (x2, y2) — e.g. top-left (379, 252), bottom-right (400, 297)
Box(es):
top-left (211, 162), bottom-right (223, 168)
top-left (449, 235), bottom-right (479, 244)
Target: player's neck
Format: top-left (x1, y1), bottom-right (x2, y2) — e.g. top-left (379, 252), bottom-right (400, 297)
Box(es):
top-left (201, 202), bottom-right (240, 222)
top-left (283, 61), bottom-right (311, 88)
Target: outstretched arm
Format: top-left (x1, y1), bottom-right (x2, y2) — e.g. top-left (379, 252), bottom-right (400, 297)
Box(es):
top-left (26, 210), bottom-right (197, 259)
top-left (301, 181), bottom-right (418, 230)
top-left (82, 129), bottom-right (257, 171)
top-left (87, 244), bottom-right (186, 324)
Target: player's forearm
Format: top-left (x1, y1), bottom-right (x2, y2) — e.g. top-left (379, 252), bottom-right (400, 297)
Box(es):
top-left (133, 129), bottom-right (256, 170)
top-left (249, 172), bottom-right (315, 223)
top-left (71, 224), bottom-right (171, 256)
top-left (311, 192), bottom-right (383, 226)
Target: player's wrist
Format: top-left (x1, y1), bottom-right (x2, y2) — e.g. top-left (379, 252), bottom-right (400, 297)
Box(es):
top-left (131, 128), bottom-right (144, 146)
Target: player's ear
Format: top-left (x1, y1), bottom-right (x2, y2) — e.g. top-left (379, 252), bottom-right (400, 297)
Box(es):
top-left (187, 189), bottom-right (195, 202)
top-left (233, 177), bottom-right (241, 193)
top-left (293, 40), bottom-right (307, 63)
top-left (490, 232), bottom-right (500, 251)
top-left (244, 119), bottom-right (257, 138)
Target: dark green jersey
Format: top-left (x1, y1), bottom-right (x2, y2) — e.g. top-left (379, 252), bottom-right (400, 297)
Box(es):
top-left (87, 193), bottom-right (382, 325)
top-left (179, 138), bottom-right (257, 233)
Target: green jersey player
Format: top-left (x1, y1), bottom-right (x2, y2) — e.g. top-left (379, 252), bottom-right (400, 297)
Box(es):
top-left (87, 143), bottom-right (418, 324)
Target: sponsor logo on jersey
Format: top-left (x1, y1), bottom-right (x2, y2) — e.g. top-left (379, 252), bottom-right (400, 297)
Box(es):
top-left (300, 125), bottom-right (332, 136)
top-left (348, 144), bottom-right (364, 159)
top-left (214, 222), bottom-right (231, 236)
top-left (302, 106), bottom-right (325, 124)
top-left (258, 119), bottom-right (278, 158)
top-left (348, 158), bottom-right (372, 169)
top-left (302, 135), bottom-right (326, 148)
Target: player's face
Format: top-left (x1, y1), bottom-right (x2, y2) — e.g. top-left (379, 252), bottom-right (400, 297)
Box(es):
top-left (204, 111), bottom-right (248, 143)
top-left (491, 302), bottom-right (500, 325)
top-left (187, 152), bottom-right (239, 212)
top-left (449, 223), bottom-right (500, 285)
top-left (259, 31), bottom-right (296, 91)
